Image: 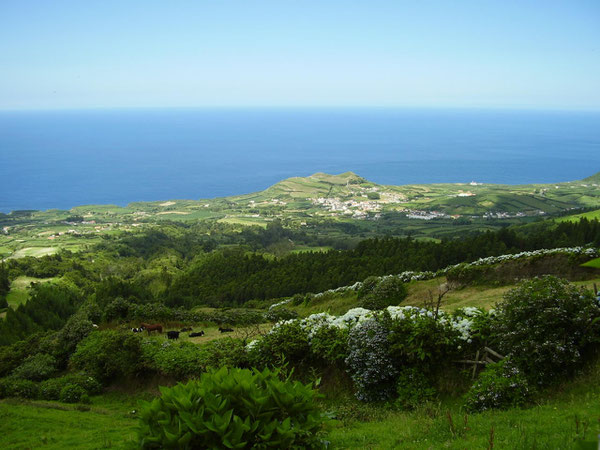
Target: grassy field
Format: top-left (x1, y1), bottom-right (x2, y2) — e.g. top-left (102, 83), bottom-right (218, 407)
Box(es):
top-left (1, 359), bottom-right (599, 449)
top-left (582, 257), bottom-right (600, 269)
top-left (5, 276), bottom-right (56, 310)
top-left (0, 394), bottom-right (140, 449)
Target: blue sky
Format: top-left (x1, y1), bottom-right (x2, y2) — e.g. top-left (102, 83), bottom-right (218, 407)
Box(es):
top-left (1, 1), bottom-right (599, 110)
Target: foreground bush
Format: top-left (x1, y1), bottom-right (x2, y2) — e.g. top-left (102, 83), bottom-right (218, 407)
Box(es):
top-left (491, 276), bottom-right (600, 385)
top-left (137, 367), bottom-right (327, 449)
top-left (464, 359), bottom-right (531, 412)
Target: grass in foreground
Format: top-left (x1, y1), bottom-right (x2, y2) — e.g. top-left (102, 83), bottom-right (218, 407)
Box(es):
top-left (327, 360), bottom-right (600, 449)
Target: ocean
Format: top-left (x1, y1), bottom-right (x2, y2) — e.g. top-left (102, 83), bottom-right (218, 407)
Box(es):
top-left (1, 108), bottom-right (599, 213)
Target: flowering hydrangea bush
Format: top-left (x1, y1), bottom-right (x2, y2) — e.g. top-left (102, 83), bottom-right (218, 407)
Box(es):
top-left (491, 276), bottom-right (600, 386)
top-left (345, 319), bottom-right (397, 401)
top-left (464, 359), bottom-right (531, 412)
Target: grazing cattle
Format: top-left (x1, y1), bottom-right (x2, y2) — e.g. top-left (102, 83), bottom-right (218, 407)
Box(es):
top-left (189, 331), bottom-right (205, 337)
top-left (167, 331), bottom-right (180, 340)
top-left (180, 327), bottom-right (192, 332)
top-left (218, 327), bottom-right (234, 333)
top-left (140, 323), bottom-right (163, 334)
top-left (131, 327), bottom-right (144, 333)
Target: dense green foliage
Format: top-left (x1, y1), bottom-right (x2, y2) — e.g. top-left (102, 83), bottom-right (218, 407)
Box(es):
top-left (70, 330), bottom-right (143, 382)
top-left (464, 359), bottom-right (531, 412)
top-left (491, 276), bottom-right (600, 385)
top-left (137, 367), bottom-right (327, 449)
top-left (0, 282), bottom-right (83, 345)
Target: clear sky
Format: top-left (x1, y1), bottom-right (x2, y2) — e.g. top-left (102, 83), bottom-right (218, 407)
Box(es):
top-left (1, 0), bottom-right (599, 110)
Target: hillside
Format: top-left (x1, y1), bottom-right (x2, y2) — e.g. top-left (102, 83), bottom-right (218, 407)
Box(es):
top-left (1, 171), bottom-right (600, 259)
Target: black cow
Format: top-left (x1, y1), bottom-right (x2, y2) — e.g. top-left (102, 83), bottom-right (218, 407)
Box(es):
top-left (218, 327), bottom-right (234, 333)
top-left (167, 331), bottom-right (180, 340)
top-left (189, 331), bottom-right (205, 337)
top-left (132, 327), bottom-right (144, 333)
top-left (180, 327), bottom-right (192, 332)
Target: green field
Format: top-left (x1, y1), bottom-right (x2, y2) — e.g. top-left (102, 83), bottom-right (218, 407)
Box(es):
top-left (2, 171), bottom-right (599, 257)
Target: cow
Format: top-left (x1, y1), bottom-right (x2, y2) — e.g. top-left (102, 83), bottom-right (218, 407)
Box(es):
top-left (167, 331), bottom-right (180, 340)
top-left (140, 323), bottom-right (163, 334)
top-left (180, 327), bottom-right (193, 332)
top-left (131, 327), bottom-right (144, 333)
top-left (218, 327), bottom-right (234, 333)
top-left (189, 331), bottom-right (205, 337)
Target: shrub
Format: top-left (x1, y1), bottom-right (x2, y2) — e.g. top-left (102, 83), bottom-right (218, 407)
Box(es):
top-left (0, 377), bottom-right (39, 399)
top-left (359, 277), bottom-right (407, 310)
top-left (39, 373), bottom-right (102, 401)
top-left (12, 353), bottom-right (58, 381)
top-left (0, 333), bottom-right (47, 378)
top-left (137, 367), bottom-right (327, 449)
top-left (103, 297), bottom-right (131, 322)
top-left (49, 313), bottom-right (95, 366)
top-left (491, 276), bottom-right (600, 385)
top-left (142, 340), bottom-right (205, 379)
top-left (248, 321), bottom-right (310, 368)
top-left (345, 319), bottom-right (397, 401)
top-left (70, 330), bottom-right (143, 383)
top-left (464, 359), bottom-right (531, 412)
top-left (386, 310), bottom-right (460, 375)
top-left (265, 307), bottom-right (298, 323)
top-left (59, 383), bottom-right (89, 404)
top-left (394, 367), bottom-right (437, 410)
top-left (309, 325), bottom-right (348, 365)
top-left (198, 338), bottom-right (248, 370)
top-left (357, 276), bottom-right (380, 299)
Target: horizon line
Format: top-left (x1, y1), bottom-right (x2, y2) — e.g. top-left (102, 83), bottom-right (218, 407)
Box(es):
top-left (1, 105), bottom-right (600, 114)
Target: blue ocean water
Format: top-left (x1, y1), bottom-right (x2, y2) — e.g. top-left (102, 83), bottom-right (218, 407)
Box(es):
top-left (0, 108), bottom-right (599, 213)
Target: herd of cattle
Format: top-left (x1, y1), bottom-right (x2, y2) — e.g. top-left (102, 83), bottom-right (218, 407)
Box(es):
top-left (130, 323), bottom-right (235, 340)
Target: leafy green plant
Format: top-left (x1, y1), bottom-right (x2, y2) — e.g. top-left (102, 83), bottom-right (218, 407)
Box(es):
top-left (39, 373), bottom-right (102, 401)
top-left (0, 377), bottom-right (39, 399)
top-left (309, 325), bottom-right (348, 365)
top-left (59, 383), bottom-right (90, 404)
top-left (137, 367), bottom-right (328, 449)
top-left (394, 367), bottom-right (437, 410)
top-left (70, 330), bottom-right (143, 383)
top-left (491, 276), bottom-right (600, 385)
top-left (464, 359), bottom-right (531, 412)
top-left (248, 321), bottom-right (310, 368)
top-left (358, 277), bottom-right (407, 310)
top-left (11, 353), bottom-right (58, 381)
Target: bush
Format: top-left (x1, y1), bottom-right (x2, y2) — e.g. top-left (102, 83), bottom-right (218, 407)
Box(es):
top-left (464, 359), bottom-right (531, 412)
top-left (142, 340), bottom-right (205, 379)
top-left (491, 276), bottom-right (600, 385)
top-left (309, 325), bottom-right (348, 365)
top-left (59, 383), bottom-right (90, 404)
top-left (248, 321), bottom-right (310, 368)
top-left (49, 313), bottom-right (95, 366)
top-left (39, 373), bottom-right (102, 401)
top-left (70, 330), bottom-right (143, 383)
top-left (359, 277), bottom-right (407, 310)
top-left (137, 367), bottom-right (327, 449)
top-left (394, 367), bottom-right (437, 410)
top-left (345, 319), bottom-right (397, 401)
top-left (198, 338), bottom-right (248, 370)
top-left (265, 307), bottom-right (298, 323)
top-left (0, 377), bottom-right (39, 399)
top-left (12, 353), bottom-right (58, 381)
top-left (103, 297), bottom-right (131, 322)
top-left (386, 310), bottom-right (460, 375)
